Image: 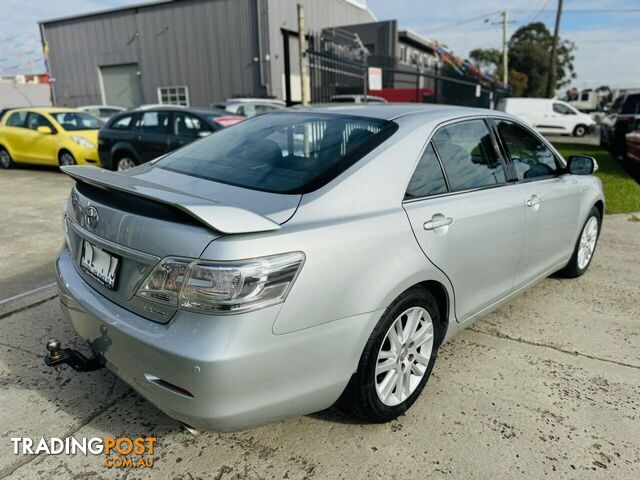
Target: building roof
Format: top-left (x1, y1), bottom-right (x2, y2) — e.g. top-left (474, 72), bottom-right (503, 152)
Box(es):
top-left (398, 30), bottom-right (436, 52)
top-left (40, 0), bottom-right (176, 25)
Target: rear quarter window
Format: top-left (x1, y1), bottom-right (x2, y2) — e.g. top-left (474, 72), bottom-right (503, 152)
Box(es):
top-left (622, 95), bottom-right (640, 115)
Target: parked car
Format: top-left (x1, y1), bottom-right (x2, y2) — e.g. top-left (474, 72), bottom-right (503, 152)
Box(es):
top-left (625, 121), bottom-right (640, 164)
top-left (0, 107), bottom-right (101, 168)
top-left (330, 94), bottom-right (388, 104)
top-left (212, 98), bottom-right (286, 117)
top-left (97, 107), bottom-right (244, 170)
top-left (77, 105), bottom-right (125, 122)
top-left (50, 105), bottom-right (603, 432)
top-left (496, 97), bottom-right (596, 137)
top-left (600, 93), bottom-right (640, 158)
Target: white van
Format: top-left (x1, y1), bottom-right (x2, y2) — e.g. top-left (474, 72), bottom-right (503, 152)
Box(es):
top-left (496, 97), bottom-right (596, 137)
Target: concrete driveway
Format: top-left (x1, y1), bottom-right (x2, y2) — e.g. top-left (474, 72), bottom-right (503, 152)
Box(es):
top-left (1, 168), bottom-right (639, 479)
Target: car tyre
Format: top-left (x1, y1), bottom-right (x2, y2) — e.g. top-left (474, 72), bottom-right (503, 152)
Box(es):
top-left (573, 124), bottom-right (587, 137)
top-left (0, 147), bottom-right (14, 169)
top-left (344, 286), bottom-right (441, 423)
top-left (58, 151), bottom-right (76, 167)
top-left (116, 156), bottom-right (137, 171)
top-left (559, 206), bottom-right (601, 278)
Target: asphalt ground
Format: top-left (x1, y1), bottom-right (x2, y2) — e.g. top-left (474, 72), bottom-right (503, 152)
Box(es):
top-left (0, 166), bottom-right (639, 479)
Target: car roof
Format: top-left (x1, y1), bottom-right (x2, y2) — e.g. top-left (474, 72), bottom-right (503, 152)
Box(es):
top-left (293, 103), bottom-right (497, 121)
top-left (6, 107), bottom-right (84, 114)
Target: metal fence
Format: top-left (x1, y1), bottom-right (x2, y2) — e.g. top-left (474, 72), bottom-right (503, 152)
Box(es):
top-left (306, 31), bottom-right (511, 109)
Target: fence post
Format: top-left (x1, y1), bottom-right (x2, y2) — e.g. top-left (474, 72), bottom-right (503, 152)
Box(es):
top-left (297, 4), bottom-right (310, 106)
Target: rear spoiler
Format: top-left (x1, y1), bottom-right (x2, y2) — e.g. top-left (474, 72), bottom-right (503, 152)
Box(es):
top-left (61, 166), bottom-right (281, 234)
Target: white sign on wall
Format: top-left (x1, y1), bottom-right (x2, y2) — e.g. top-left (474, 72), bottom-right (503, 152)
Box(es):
top-left (368, 67), bottom-right (382, 91)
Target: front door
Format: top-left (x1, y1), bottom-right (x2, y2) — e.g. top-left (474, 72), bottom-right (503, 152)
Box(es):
top-left (403, 118), bottom-right (526, 322)
top-left (493, 119), bottom-right (581, 287)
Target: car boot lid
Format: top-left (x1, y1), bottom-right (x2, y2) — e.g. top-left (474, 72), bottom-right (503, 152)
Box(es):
top-left (61, 165), bottom-right (281, 234)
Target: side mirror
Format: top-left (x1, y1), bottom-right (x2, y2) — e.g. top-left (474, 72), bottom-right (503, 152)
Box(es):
top-left (36, 125), bottom-right (53, 135)
top-left (568, 155), bottom-right (597, 175)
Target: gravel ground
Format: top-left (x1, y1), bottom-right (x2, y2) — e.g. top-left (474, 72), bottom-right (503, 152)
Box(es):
top-left (0, 167), bottom-right (639, 479)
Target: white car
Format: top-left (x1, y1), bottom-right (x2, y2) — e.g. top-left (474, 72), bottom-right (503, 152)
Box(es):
top-left (77, 105), bottom-right (125, 122)
top-left (497, 97), bottom-right (596, 137)
top-left (212, 98), bottom-right (286, 117)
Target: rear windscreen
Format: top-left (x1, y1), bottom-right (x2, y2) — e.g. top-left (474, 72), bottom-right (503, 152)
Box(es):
top-left (156, 112), bottom-right (397, 194)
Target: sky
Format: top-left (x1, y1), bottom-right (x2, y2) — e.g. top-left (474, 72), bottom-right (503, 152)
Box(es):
top-left (0, 0), bottom-right (638, 89)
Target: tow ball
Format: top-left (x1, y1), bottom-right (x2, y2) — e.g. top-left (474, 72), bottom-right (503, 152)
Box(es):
top-left (43, 339), bottom-right (104, 372)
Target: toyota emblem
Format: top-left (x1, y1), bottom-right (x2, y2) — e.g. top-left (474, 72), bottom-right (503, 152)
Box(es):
top-left (84, 206), bottom-right (99, 230)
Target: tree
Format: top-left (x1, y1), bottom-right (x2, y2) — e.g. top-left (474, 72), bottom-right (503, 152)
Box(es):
top-left (509, 22), bottom-right (575, 97)
top-left (470, 22), bottom-right (576, 97)
top-left (508, 69), bottom-right (528, 97)
top-left (469, 48), bottom-right (501, 77)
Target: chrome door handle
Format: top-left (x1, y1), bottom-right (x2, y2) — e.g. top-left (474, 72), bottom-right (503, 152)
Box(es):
top-left (423, 214), bottom-right (454, 231)
top-left (526, 195), bottom-right (541, 208)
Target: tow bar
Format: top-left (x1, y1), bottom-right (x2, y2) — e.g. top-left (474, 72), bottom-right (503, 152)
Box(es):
top-left (44, 339), bottom-right (104, 372)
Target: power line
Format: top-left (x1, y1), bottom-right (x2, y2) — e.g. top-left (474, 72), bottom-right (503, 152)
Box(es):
top-left (527, 0), bottom-right (554, 24)
top-left (427, 11), bottom-right (501, 33)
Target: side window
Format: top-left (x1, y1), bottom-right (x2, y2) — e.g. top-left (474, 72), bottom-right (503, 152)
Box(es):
top-left (27, 113), bottom-right (54, 131)
top-left (138, 111), bottom-right (170, 134)
top-left (553, 103), bottom-right (575, 115)
top-left (6, 111), bottom-right (28, 127)
top-left (432, 119), bottom-right (506, 191)
top-left (405, 143), bottom-right (448, 199)
top-left (495, 120), bottom-right (560, 180)
top-left (111, 114), bottom-right (135, 130)
top-left (174, 113), bottom-right (210, 137)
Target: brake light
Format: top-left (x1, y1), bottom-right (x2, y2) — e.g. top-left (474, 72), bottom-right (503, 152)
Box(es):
top-left (215, 116), bottom-right (245, 128)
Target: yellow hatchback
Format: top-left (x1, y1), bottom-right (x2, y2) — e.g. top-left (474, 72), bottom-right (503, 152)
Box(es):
top-left (0, 107), bottom-right (102, 169)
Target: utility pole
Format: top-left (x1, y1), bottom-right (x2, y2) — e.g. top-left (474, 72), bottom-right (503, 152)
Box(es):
top-left (297, 3), bottom-right (310, 106)
top-left (492, 10), bottom-right (514, 86)
top-left (546, 0), bottom-right (563, 98)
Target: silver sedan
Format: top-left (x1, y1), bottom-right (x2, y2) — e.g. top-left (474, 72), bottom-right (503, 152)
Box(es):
top-left (53, 105), bottom-right (604, 431)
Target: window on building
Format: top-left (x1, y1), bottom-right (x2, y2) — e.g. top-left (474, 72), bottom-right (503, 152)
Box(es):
top-left (158, 86), bottom-right (189, 106)
top-left (399, 45), bottom-right (407, 64)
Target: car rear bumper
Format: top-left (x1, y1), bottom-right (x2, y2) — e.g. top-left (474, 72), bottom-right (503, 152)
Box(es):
top-left (56, 248), bottom-right (381, 431)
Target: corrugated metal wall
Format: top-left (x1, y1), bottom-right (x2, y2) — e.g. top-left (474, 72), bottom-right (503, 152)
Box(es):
top-left (41, 0), bottom-right (375, 107)
top-left (42, 0), bottom-right (263, 107)
top-left (265, 0), bottom-right (376, 100)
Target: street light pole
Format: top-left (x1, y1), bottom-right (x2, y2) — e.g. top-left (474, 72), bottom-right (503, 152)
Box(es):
top-left (501, 10), bottom-right (508, 85)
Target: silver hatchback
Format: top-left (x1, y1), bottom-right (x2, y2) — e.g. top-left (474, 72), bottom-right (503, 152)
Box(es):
top-left (54, 105), bottom-right (604, 431)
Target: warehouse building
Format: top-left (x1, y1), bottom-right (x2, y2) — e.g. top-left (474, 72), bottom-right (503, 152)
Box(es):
top-left (39, 0), bottom-right (375, 108)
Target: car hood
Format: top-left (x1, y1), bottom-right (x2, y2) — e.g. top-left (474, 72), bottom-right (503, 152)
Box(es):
top-left (66, 129), bottom-right (99, 143)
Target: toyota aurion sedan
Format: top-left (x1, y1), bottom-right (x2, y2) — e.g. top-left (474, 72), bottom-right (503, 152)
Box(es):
top-left (53, 105), bottom-right (604, 432)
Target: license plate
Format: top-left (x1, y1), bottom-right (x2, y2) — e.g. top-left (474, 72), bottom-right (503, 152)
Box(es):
top-left (80, 240), bottom-right (120, 289)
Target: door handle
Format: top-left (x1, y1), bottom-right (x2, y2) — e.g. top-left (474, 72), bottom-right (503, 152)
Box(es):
top-left (526, 195), bottom-right (541, 208)
top-left (423, 214), bottom-right (454, 231)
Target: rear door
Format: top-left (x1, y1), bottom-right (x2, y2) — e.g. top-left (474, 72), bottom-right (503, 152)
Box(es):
top-left (403, 118), bottom-right (526, 322)
top-left (493, 118), bottom-right (581, 287)
top-left (2, 110), bottom-right (29, 161)
top-left (134, 110), bottom-right (171, 163)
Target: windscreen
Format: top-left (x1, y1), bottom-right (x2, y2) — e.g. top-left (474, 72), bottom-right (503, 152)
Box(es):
top-left (157, 112), bottom-right (397, 194)
top-left (51, 112), bottom-right (101, 130)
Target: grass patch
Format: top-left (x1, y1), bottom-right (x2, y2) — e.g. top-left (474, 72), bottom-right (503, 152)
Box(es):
top-left (553, 142), bottom-right (640, 214)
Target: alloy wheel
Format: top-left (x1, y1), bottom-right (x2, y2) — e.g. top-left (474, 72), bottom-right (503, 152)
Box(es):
top-left (375, 306), bottom-right (434, 407)
top-left (59, 152), bottom-right (76, 166)
top-left (577, 216), bottom-right (598, 270)
top-left (117, 157), bottom-right (136, 171)
top-left (0, 150), bottom-right (11, 168)
top-left (575, 126), bottom-right (586, 137)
